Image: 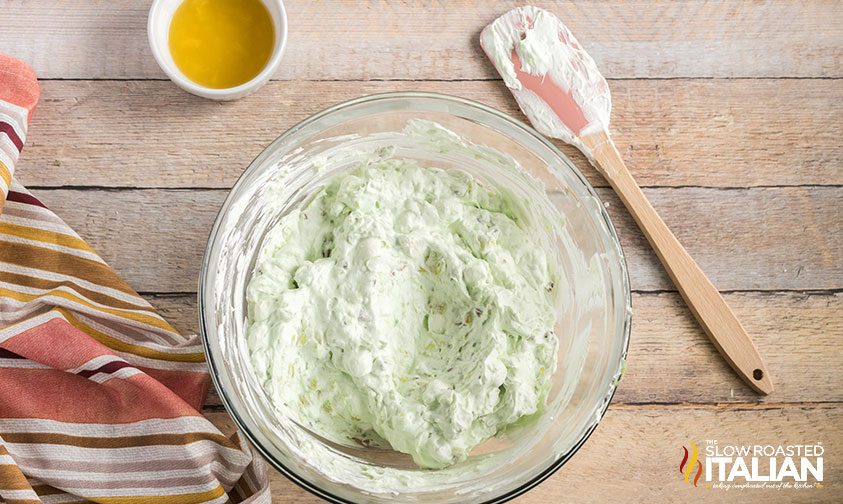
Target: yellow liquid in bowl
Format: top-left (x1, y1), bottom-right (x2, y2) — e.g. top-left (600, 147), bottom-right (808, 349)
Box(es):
top-left (169, 0), bottom-right (275, 89)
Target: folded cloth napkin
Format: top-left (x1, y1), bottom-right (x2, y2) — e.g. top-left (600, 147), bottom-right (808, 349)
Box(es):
top-left (0, 55), bottom-right (270, 502)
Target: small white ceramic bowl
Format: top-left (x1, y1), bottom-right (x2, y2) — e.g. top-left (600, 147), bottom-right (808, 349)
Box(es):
top-left (148, 0), bottom-right (288, 101)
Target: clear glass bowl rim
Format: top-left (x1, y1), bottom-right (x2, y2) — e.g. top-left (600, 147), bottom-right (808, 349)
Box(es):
top-left (198, 91), bottom-right (632, 504)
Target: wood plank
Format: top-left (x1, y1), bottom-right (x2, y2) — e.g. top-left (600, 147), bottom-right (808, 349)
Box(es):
top-left (205, 405), bottom-right (843, 503)
top-left (4, 1), bottom-right (841, 80)
top-left (29, 186), bottom-right (842, 293)
top-left (152, 291), bottom-right (843, 406)
top-left (16, 79), bottom-right (843, 189)
top-left (618, 292), bottom-right (842, 404)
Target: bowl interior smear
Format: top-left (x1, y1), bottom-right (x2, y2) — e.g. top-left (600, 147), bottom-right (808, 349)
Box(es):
top-left (205, 103), bottom-right (627, 503)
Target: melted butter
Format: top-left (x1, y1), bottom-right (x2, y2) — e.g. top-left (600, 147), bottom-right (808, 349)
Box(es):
top-left (169, 0), bottom-right (275, 89)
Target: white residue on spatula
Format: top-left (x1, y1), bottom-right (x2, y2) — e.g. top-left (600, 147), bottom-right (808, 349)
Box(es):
top-left (480, 6), bottom-right (612, 155)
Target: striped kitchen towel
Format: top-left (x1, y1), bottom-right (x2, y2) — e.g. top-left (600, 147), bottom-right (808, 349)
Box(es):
top-left (0, 56), bottom-right (270, 502)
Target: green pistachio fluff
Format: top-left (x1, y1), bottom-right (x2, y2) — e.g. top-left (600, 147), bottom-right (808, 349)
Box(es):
top-left (247, 156), bottom-right (559, 469)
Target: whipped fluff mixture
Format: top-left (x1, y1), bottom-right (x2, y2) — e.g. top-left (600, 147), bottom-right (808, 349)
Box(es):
top-left (480, 6), bottom-right (611, 157)
top-left (247, 156), bottom-right (560, 469)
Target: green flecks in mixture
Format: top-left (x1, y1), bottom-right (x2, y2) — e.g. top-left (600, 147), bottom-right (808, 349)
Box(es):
top-left (247, 156), bottom-right (559, 469)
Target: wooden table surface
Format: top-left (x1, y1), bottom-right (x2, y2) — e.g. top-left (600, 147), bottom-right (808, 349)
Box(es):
top-left (5, 1), bottom-right (842, 502)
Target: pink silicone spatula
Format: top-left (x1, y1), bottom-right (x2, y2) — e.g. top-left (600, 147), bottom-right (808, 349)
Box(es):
top-left (481, 6), bottom-right (773, 395)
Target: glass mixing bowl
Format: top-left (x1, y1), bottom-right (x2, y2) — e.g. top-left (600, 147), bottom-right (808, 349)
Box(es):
top-left (199, 93), bottom-right (630, 503)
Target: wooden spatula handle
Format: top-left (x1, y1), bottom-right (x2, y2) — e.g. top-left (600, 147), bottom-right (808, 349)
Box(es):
top-left (583, 130), bottom-right (773, 395)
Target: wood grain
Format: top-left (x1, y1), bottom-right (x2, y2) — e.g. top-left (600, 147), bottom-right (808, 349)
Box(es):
top-left (16, 79), bottom-right (843, 189)
top-left (3, 1), bottom-right (841, 80)
top-left (28, 186), bottom-right (842, 293)
top-left (205, 405), bottom-right (843, 503)
top-left (153, 291), bottom-right (843, 406)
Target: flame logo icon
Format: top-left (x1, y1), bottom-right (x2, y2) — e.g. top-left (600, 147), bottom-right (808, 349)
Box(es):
top-left (680, 441), bottom-right (703, 487)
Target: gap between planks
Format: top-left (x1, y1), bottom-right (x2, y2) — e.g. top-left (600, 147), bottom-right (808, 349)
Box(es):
top-left (22, 184), bottom-right (843, 191)
top-left (200, 401), bottom-right (843, 413)
top-left (142, 289), bottom-right (843, 297)
top-left (29, 77), bottom-right (843, 82)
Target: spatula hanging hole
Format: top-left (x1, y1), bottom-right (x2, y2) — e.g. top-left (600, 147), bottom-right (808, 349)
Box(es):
top-left (753, 369), bottom-right (764, 380)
